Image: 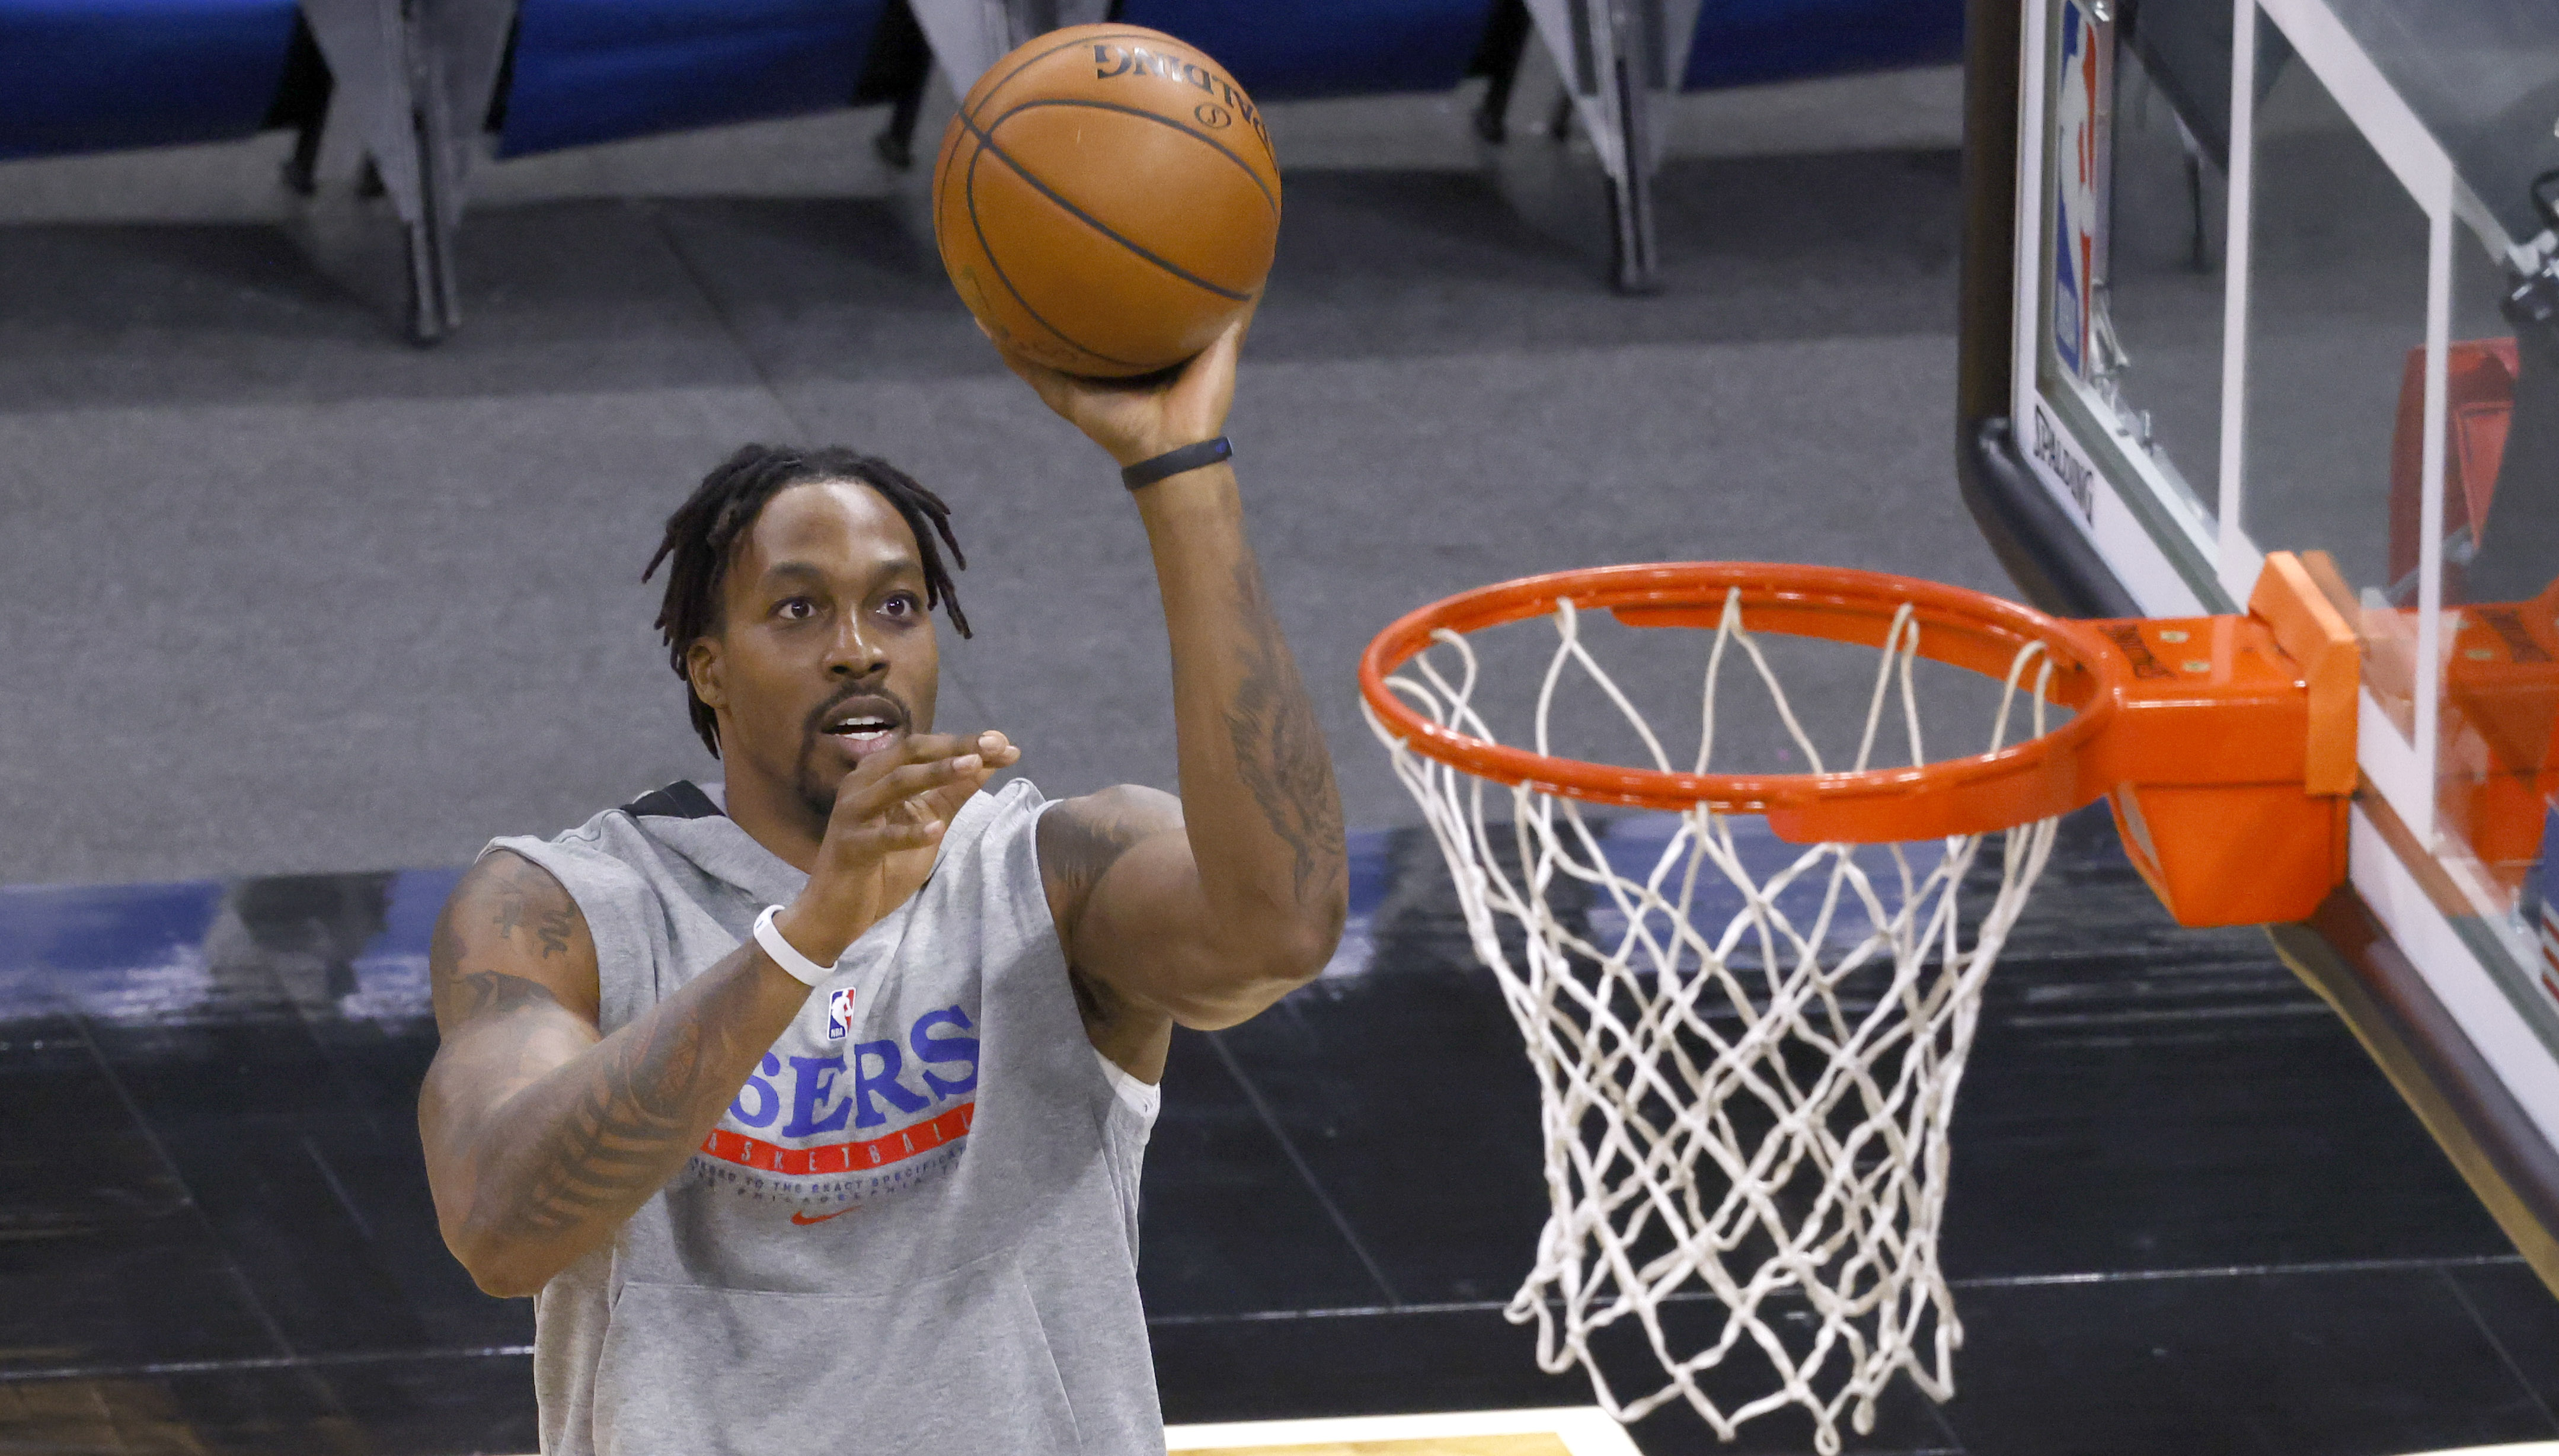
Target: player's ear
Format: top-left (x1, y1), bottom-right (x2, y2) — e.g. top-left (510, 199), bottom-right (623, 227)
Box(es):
top-left (685, 637), bottom-right (727, 711)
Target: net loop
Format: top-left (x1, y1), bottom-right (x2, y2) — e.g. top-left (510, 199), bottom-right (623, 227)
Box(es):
top-left (1368, 586), bottom-right (2062, 1454)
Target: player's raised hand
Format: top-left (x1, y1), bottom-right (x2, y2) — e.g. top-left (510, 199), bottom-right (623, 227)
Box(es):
top-left (898, 729), bottom-right (1018, 827)
top-left (989, 309), bottom-right (1251, 468)
top-left (779, 730), bottom-right (1020, 959)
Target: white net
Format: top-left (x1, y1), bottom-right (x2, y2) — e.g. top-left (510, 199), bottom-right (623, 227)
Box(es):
top-left (1365, 590), bottom-right (2063, 1454)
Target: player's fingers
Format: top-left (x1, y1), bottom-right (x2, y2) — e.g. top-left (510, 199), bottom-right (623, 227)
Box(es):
top-left (893, 731), bottom-right (976, 762)
top-left (854, 754), bottom-right (982, 814)
top-left (1178, 313), bottom-right (1248, 381)
top-left (849, 817), bottom-right (945, 853)
top-left (832, 738), bottom-right (935, 806)
top-left (914, 767), bottom-right (1000, 823)
top-left (987, 340), bottom-right (1038, 384)
top-left (834, 757), bottom-right (966, 826)
top-left (990, 342), bottom-right (1078, 412)
top-left (1161, 315), bottom-right (1247, 427)
top-left (1218, 303), bottom-right (1256, 353)
top-left (866, 729), bottom-right (1008, 772)
top-left (838, 732), bottom-right (973, 788)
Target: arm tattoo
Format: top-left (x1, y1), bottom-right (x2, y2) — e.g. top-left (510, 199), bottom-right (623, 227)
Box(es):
top-left (483, 969), bottom-right (756, 1241)
top-left (487, 861), bottom-right (577, 958)
top-left (426, 853), bottom-right (797, 1281)
top-left (430, 897), bottom-right (566, 1030)
top-left (451, 970), bottom-right (560, 1019)
top-left (1041, 799), bottom-right (1151, 937)
top-left (1223, 559), bottom-right (1347, 903)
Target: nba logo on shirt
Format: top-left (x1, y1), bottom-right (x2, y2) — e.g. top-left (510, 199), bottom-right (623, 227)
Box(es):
top-left (826, 988), bottom-right (855, 1041)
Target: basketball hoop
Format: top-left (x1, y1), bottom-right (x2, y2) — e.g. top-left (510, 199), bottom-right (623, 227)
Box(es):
top-left (1359, 558), bottom-right (2357, 1451)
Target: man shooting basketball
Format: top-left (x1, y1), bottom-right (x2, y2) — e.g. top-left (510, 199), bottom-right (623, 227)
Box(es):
top-left (417, 319), bottom-right (1346, 1455)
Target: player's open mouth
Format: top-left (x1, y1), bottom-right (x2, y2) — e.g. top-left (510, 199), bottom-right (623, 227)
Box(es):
top-left (819, 697), bottom-right (906, 757)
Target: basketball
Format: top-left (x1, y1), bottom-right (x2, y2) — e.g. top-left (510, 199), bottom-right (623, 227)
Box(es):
top-left (932, 25), bottom-right (1281, 377)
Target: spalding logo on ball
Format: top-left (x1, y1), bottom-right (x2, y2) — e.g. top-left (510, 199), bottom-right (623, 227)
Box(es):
top-left (934, 25), bottom-right (1280, 377)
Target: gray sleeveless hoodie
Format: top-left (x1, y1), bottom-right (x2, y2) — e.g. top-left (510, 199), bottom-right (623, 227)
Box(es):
top-left (487, 777), bottom-right (1163, 1456)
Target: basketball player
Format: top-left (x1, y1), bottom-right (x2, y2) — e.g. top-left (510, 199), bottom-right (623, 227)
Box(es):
top-left (417, 318), bottom-right (1347, 1455)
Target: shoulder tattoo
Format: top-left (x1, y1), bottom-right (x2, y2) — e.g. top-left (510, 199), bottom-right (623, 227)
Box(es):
top-left (1040, 795), bottom-right (1159, 937)
top-left (447, 969), bottom-right (561, 1020)
top-left (429, 852), bottom-right (589, 1030)
top-left (484, 857), bottom-right (580, 959)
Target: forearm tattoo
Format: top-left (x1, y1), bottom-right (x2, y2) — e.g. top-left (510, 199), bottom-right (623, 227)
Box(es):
top-left (429, 856), bottom-right (774, 1258)
top-left (482, 977), bottom-right (747, 1241)
top-left (1223, 559), bottom-right (1347, 904)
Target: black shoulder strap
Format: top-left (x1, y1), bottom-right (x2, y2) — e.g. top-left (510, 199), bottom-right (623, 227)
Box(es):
top-left (619, 780), bottom-right (724, 821)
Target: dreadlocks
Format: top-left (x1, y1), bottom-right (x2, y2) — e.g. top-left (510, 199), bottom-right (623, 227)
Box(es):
top-left (643, 444), bottom-right (970, 757)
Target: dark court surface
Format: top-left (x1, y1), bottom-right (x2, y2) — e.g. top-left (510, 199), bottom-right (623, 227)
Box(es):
top-left (4, 806), bottom-right (2557, 1455)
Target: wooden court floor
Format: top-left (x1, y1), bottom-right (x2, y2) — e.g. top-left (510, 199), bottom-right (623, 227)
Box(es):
top-left (466, 1406), bottom-right (1640, 1456)
top-left (1164, 1407), bottom-right (1641, 1455)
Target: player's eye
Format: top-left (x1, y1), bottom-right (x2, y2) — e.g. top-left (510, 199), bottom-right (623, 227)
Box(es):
top-left (880, 593), bottom-right (920, 619)
top-left (777, 597), bottom-right (818, 621)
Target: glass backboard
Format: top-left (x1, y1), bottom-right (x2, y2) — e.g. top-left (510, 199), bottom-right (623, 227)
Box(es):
top-left (1991, 0), bottom-right (2559, 1289)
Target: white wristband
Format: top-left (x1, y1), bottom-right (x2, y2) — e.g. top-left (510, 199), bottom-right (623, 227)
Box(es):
top-left (752, 905), bottom-right (834, 987)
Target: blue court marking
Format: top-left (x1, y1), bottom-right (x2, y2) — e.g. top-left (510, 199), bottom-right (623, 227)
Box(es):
top-left (0, 849), bottom-right (1386, 1017)
top-left (0, 820), bottom-right (1956, 1012)
top-left (1580, 813), bottom-right (1954, 974)
top-left (1317, 828), bottom-right (1394, 978)
top-left (0, 868), bottom-right (455, 1024)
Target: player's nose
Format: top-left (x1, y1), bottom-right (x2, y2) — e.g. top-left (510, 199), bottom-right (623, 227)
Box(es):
top-left (823, 619), bottom-right (889, 678)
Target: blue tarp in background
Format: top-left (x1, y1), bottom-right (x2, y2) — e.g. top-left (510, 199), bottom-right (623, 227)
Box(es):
top-left (498, 0), bottom-right (892, 156)
top-left (0, 0), bottom-right (301, 159)
top-left (1117, 0), bottom-right (1496, 101)
top-left (1684, 0), bottom-right (1963, 91)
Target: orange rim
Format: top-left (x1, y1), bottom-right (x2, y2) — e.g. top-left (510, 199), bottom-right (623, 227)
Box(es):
top-left (1358, 562), bottom-right (2127, 841)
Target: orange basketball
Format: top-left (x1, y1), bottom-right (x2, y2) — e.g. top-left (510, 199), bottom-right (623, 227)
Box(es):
top-left (932, 25), bottom-right (1281, 378)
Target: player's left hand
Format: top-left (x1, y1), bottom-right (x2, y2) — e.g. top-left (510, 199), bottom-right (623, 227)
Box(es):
top-left (989, 307), bottom-right (1250, 468)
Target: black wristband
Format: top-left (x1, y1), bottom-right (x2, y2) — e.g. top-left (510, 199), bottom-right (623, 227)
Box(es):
top-left (1120, 436), bottom-right (1232, 491)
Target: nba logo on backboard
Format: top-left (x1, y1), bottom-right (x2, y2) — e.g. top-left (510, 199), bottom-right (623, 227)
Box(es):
top-left (2049, 0), bottom-right (2109, 383)
top-left (826, 988), bottom-right (855, 1041)
top-left (2531, 807), bottom-right (2559, 998)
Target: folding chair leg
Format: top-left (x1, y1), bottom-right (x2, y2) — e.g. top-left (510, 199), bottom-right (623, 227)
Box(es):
top-left (283, 115), bottom-right (325, 195)
top-left (1469, 0), bottom-right (1535, 144)
top-left (910, 0), bottom-right (1015, 98)
top-left (1523, 0), bottom-right (1662, 292)
top-left (1010, 0), bottom-right (1110, 33)
top-left (1605, 39), bottom-right (1660, 293)
top-left (405, 33), bottom-right (467, 344)
top-left (876, 74), bottom-right (928, 170)
top-left (1606, 155), bottom-right (1659, 293)
top-left (402, 226), bottom-right (446, 343)
top-left (404, 130), bottom-right (461, 341)
top-left (299, 0), bottom-right (510, 343)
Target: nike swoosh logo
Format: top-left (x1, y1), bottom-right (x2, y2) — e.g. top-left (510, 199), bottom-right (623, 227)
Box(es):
top-left (790, 1207), bottom-right (856, 1226)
